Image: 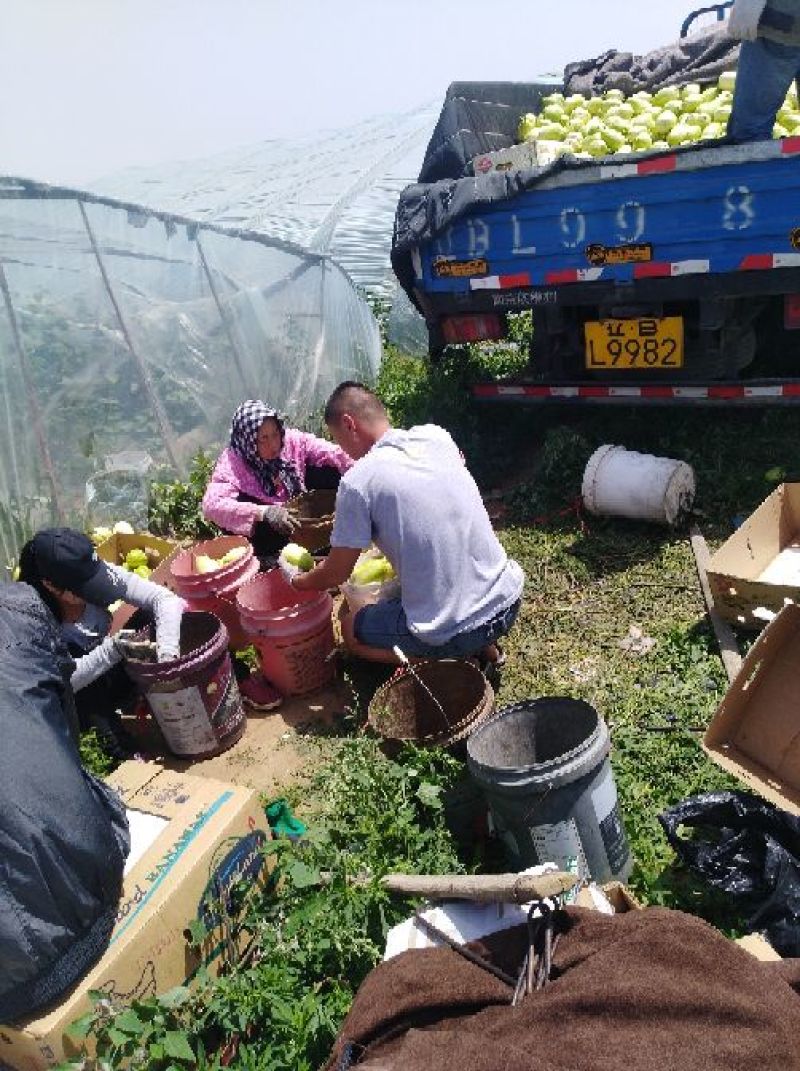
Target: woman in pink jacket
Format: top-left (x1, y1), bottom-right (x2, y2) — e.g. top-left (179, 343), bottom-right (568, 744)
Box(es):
top-left (203, 400), bottom-right (353, 711)
top-left (203, 399), bottom-right (353, 565)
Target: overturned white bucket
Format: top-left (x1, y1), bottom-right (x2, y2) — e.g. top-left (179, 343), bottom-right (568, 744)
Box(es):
top-left (581, 444), bottom-right (695, 526)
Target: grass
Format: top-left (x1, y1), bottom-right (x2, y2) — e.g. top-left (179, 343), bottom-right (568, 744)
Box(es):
top-left (377, 344), bottom-right (800, 925)
top-left (71, 340), bottom-right (800, 1068)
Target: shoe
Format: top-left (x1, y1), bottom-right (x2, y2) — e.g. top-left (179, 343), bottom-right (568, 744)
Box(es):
top-left (239, 673), bottom-right (283, 711)
top-left (476, 645), bottom-right (507, 689)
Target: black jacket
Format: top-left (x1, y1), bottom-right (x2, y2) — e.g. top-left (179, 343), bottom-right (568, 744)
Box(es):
top-left (0, 582), bottom-right (129, 1024)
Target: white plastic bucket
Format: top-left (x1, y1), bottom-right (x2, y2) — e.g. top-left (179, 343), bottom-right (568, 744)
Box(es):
top-left (581, 444), bottom-right (695, 526)
top-left (340, 547), bottom-right (400, 613)
top-left (341, 576), bottom-right (401, 613)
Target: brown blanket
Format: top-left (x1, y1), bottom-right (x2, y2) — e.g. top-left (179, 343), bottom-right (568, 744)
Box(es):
top-left (326, 907), bottom-right (800, 1070)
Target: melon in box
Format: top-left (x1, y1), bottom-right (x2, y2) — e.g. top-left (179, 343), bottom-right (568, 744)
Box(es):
top-left (95, 531), bottom-right (181, 631)
top-left (95, 531), bottom-right (179, 577)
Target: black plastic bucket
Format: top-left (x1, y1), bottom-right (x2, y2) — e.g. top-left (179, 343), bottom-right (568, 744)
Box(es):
top-left (466, 698), bottom-right (632, 883)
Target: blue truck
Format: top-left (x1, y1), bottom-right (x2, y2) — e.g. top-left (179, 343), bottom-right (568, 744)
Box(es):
top-left (391, 19), bottom-right (800, 405)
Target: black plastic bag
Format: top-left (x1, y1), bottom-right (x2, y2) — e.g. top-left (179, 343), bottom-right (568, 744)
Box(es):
top-left (659, 791), bottom-right (800, 956)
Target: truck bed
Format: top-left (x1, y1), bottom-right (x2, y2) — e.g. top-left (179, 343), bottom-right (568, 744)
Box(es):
top-left (413, 138), bottom-right (800, 312)
top-left (397, 136), bottom-right (800, 402)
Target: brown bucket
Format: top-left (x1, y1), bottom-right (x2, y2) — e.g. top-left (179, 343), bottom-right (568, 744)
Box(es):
top-left (287, 489), bottom-right (336, 553)
top-left (367, 659), bottom-right (495, 753)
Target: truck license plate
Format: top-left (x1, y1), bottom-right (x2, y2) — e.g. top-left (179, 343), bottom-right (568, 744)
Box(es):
top-left (584, 316), bottom-right (683, 369)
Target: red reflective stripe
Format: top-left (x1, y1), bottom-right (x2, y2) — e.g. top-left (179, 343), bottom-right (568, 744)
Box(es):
top-left (545, 269), bottom-right (578, 284)
top-left (474, 382), bottom-right (800, 399)
top-left (739, 254), bottom-right (774, 270)
top-left (633, 262), bottom-right (671, 278)
top-left (498, 272), bottom-right (531, 289)
top-left (784, 293), bottom-right (800, 329)
top-left (781, 137), bottom-right (800, 154)
top-left (640, 386), bottom-right (676, 398)
top-left (637, 154), bottom-right (677, 174)
top-left (708, 385), bottom-right (743, 398)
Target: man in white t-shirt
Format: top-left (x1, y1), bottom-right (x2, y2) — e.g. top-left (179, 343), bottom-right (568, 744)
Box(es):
top-left (291, 382), bottom-right (523, 669)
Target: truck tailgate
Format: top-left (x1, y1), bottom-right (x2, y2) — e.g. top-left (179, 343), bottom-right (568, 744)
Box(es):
top-left (413, 140), bottom-right (800, 308)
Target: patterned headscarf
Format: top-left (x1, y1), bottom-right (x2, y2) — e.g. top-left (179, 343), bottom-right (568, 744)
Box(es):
top-left (229, 400), bottom-right (304, 499)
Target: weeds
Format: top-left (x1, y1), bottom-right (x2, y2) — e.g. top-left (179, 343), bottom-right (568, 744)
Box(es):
top-left (79, 729), bottom-right (117, 779)
top-left (67, 343), bottom-right (800, 1068)
top-left (147, 451), bottom-right (220, 541)
top-left (62, 739), bottom-right (462, 1071)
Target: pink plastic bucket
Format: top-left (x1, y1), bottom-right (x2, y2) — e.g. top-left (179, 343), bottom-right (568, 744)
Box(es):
top-left (169, 536), bottom-right (259, 650)
top-left (236, 570), bottom-right (335, 696)
top-left (125, 611), bottom-right (246, 759)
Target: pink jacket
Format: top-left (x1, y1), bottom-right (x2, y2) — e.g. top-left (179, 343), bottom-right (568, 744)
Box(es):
top-left (202, 429), bottom-right (352, 536)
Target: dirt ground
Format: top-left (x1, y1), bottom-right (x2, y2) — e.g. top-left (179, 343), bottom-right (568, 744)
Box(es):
top-left (127, 679), bottom-right (348, 795)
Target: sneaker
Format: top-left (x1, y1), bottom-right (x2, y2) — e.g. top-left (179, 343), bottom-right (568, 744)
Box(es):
top-left (239, 673), bottom-right (283, 711)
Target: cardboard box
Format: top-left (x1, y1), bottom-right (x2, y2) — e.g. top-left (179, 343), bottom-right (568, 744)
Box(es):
top-left (96, 532), bottom-right (179, 574)
top-left (471, 142), bottom-right (539, 175)
top-left (704, 601), bottom-right (800, 815)
top-left (0, 764), bottom-right (272, 1070)
top-left (707, 483), bottom-right (800, 629)
top-left (574, 881), bottom-right (642, 913)
top-left (471, 140), bottom-right (570, 176)
top-left (95, 531), bottom-right (183, 632)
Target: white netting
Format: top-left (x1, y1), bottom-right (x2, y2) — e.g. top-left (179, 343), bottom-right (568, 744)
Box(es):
top-left (0, 178), bottom-right (381, 565)
top-left (92, 105), bottom-right (439, 299)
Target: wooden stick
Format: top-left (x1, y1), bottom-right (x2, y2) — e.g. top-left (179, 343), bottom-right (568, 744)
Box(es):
top-left (381, 872), bottom-right (577, 904)
top-left (689, 524), bottom-right (743, 685)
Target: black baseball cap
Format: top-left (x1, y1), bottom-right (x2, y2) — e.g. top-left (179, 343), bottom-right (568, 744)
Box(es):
top-left (31, 528), bottom-right (125, 606)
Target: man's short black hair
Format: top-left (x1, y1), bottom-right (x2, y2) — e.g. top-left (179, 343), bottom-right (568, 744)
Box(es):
top-left (324, 381), bottom-right (387, 426)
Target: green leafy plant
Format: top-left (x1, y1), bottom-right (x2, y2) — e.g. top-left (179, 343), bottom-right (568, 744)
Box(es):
top-left (79, 729), bottom-right (117, 778)
top-left (59, 986), bottom-right (199, 1071)
top-left (148, 451), bottom-right (220, 540)
top-left (61, 739), bottom-right (462, 1071)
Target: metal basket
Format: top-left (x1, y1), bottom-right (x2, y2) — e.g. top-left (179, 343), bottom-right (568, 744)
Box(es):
top-left (287, 489), bottom-right (337, 553)
top-left (367, 659), bottom-right (495, 752)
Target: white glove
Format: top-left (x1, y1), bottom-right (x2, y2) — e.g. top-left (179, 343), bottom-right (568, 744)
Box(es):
top-left (114, 630), bottom-right (158, 663)
top-left (278, 553), bottom-right (301, 584)
top-left (728, 0), bottom-right (768, 41)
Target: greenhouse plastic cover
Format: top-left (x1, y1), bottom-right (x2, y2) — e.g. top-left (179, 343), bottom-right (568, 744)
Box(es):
top-left (0, 177), bottom-right (381, 565)
top-left (92, 106), bottom-right (439, 301)
top-left (92, 106), bottom-right (440, 357)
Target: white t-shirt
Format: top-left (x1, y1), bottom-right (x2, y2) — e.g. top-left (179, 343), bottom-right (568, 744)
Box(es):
top-left (331, 425), bottom-right (523, 645)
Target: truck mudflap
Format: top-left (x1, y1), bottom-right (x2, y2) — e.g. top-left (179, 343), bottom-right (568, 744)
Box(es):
top-left (473, 380), bottom-right (800, 404)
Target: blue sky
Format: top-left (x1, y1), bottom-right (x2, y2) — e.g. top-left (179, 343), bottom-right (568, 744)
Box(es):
top-left (2, 1), bottom-right (724, 185)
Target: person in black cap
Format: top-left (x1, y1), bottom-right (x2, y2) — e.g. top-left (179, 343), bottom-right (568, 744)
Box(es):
top-left (18, 527), bottom-right (184, 758)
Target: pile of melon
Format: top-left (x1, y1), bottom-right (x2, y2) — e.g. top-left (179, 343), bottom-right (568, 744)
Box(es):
top-left (518, 72), bottom-right (799, 159)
